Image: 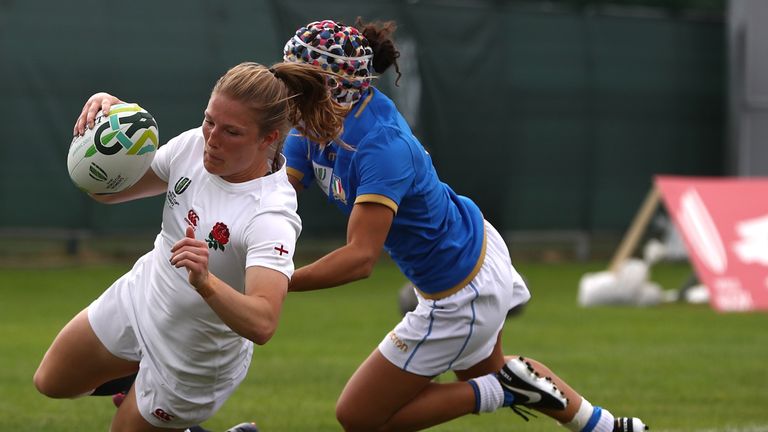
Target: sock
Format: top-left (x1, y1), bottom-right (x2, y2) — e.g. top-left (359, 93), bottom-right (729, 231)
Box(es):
top-left (468, 374), bottom-right (505, 413)
top-left (91, 372), bottom-right (138, 396)
top-left (563, 398), bottom-right (615, 432)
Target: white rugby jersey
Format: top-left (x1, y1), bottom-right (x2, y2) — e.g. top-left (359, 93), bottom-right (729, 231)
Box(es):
top-left (127, 127), bottom-right (301, 389)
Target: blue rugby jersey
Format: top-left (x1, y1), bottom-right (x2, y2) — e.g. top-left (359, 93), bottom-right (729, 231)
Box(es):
top-left (284, 88), bottom-right (485, 296)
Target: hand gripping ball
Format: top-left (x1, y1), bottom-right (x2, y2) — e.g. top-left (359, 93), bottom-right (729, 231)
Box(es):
top-left (67, 103), bottom-right (159, 194)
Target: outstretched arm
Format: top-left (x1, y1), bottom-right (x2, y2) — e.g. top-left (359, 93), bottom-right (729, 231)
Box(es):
top-left (288, 202), bottom-right (393, 292)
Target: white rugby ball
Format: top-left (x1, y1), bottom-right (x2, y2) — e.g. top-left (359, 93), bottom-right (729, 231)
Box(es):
top-left (67, 103), bottom-right (159, 194)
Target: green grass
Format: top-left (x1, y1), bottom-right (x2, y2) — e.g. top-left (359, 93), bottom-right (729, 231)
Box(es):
top-left (1, 260), bottom-right (767, 431)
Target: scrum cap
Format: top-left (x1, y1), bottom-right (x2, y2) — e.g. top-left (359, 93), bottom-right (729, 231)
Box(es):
top-left (283, 20), bottom-right (373, 105)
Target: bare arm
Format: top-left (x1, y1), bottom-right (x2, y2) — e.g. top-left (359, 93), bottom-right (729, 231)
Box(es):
top-left (170, 226), bottom-right (287, 344)
top-left (288, 202), bottom-right (394, 292)
top-left (88, 168), bottom-right (167, 204)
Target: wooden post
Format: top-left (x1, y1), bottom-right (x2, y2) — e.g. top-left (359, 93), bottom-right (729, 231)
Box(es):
top-left (609, 184), bottom-right (661, 273)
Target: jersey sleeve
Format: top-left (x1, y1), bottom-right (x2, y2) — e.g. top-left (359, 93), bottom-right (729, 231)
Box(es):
top-left (354, 128), bottom-right (415, 213)
top-left (243, 207), bottom-right (301, 279)
top-left (150, 131), bottom-right (186, 182)
top-left (282, 131), bottom-right (315, 189)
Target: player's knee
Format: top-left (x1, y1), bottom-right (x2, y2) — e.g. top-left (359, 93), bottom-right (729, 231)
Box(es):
top-left (336, 402), bottom-right (381, 432)
top-left (33, 368), bottom-right (61, 398)
top-left (33, 367), bottom-right (83, 399)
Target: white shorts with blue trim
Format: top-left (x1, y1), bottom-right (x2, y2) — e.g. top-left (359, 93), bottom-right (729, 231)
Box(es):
top-left (378, 220), bottom-right (531, 376)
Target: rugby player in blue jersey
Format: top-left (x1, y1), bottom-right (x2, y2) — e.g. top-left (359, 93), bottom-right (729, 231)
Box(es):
top-left (282, 19), bottom-right (648, 432)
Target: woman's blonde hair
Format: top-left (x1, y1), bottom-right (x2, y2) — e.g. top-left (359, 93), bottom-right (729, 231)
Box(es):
top-left (212, 62), bottom-right (348, 172)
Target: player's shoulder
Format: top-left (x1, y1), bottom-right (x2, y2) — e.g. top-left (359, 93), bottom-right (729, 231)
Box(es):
top-left (355, 122), bottom-right (418, 158)
top-left (254, 167), bottom-right (299, 211)
top-left (174, 127), bottom-right (204, 146)
top-left (283, 130), bottom-right (313, 160)
top-left (370, 88), bottom-right (409, 125)
top-left (246, 177), bottom-right (301, 233)
top-left (161, 127), bottom-right (204, 153)
top-left (355, 90), bottom-right (414, 141)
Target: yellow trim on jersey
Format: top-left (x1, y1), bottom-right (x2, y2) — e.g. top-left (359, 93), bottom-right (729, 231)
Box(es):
top-left (354, 91), bottom-right (375, 118)
top-left (355, 193), bottom-right (398, 213)
top-left (415, 226), bottom-right (487, 300)
top-left (286, 167), bottom-right (304, 182)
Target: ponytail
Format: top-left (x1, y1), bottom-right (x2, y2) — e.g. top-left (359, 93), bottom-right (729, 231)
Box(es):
top-left (354, 17), bottom-right (402, 85)
top-left (269, 62), bottom-right (348, 145)
top-left (212, 62), bottom-right (348, 172)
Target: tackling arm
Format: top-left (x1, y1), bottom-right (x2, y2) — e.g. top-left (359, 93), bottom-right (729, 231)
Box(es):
top-left (288, 202), bottom-right (393, 292)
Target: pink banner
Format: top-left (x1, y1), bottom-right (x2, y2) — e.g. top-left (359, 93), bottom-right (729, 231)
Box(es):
top-left (656, 176), bottom-right (768, 312)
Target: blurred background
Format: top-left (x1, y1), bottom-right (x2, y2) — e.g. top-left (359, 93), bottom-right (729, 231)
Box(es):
top-left (4, 3), bottom-right (768, 430)
top-left (0, 0), bottom-right (764, 264)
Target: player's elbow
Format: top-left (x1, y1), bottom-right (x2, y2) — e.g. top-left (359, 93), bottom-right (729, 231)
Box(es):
top-left (357, 260), bottom-right (375, 279)
top-left (250, 334), bottom-right (272, 346)
top-left (346, 258), bottom-right (375, 282)
top-left (250, 332), bottom-right (275, 346)
top-left (88, 192), bottom-right (124, 204)
top-left (89, 193), bottom-right (115, 204)
top-left (352, 250), bottom-right (379, 279)
top-left (247, 320), bottom-right (279, 345)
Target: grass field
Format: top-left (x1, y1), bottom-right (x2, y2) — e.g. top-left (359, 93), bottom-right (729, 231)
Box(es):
top-left (1, 259), bottom-right (767, 431)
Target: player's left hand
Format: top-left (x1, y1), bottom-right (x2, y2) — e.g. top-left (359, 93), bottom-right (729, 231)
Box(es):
top-left (170, 226), bottom-right (212, 295)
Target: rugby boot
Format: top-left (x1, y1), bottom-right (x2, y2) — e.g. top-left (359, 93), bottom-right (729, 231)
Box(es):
top-left (497, 356), bottom-right (568, 410)
top-left (614, 417), bottom-right (649, 431)
top-left (226, 422), bottom-right (259, 432)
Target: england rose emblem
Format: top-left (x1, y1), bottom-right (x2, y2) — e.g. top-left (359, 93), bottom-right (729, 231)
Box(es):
top-left (206, 222), bottom-right (230, 251)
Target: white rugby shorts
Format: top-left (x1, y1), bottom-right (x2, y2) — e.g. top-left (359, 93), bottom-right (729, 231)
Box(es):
top-left (378, 220), bottom-right (530, 376)
top-left (87, 259), bottom-right (250, 428)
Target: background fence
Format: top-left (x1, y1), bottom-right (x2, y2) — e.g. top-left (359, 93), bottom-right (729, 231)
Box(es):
top-left (0, 0), bottom-right (726, 251)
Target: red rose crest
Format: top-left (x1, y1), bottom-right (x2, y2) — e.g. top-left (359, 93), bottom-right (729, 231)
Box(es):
top-left (206, 222), bottom-right (230, 251)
